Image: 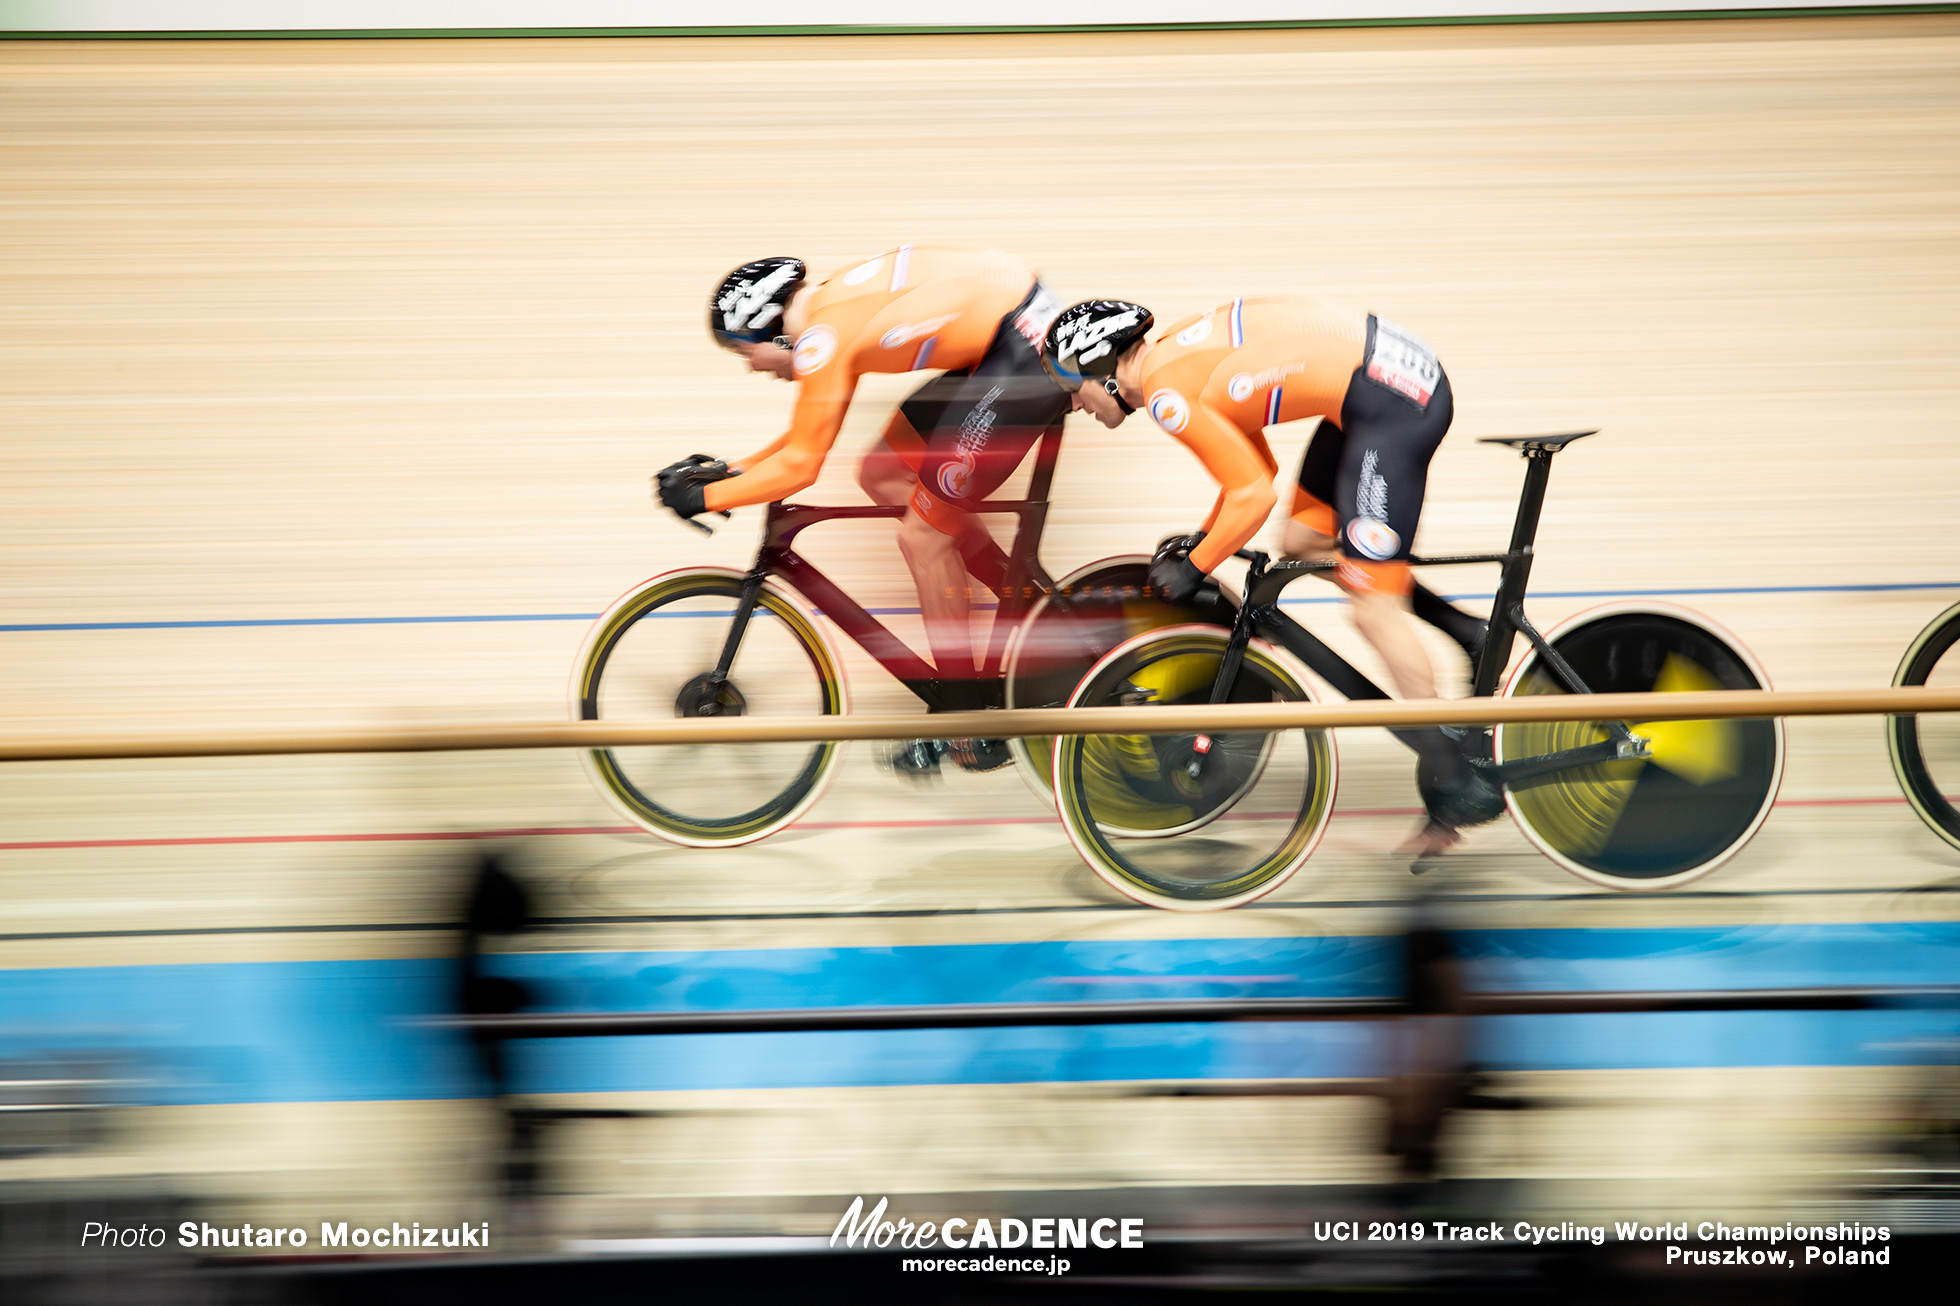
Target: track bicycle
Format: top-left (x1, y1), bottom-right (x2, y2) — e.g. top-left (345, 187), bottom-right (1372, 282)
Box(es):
top-left (1049, 431), bottom-right (1787, 910)
top-left (1888, 599), bottom-right (1960, 851)
top-left (571, 427), bottom-right (1225, 846)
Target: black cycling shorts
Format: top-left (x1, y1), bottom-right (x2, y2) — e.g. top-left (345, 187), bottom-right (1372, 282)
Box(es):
top-left (903, 284), bottom-right (1070, 530)
top-left (1295, 314), bottom-right (1455, 569)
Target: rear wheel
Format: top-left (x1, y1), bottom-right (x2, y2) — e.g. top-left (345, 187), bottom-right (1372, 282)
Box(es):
top-left (1051, 627), bottom-right (1337, 911)
top-left (1495, 603), bottom-right (1782, 890)
top-left (1002, 557), bottom-right (1235, 813)
top-left (1888, 600), bottom-right (1960, 850)
top-left (571, 568), bottom-right (847, 846)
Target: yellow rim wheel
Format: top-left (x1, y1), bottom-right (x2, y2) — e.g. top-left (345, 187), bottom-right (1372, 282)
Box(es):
top-left (1054, 628), bottom-right (1336, 910)
top-left (574, 571), bottom-right (846, 847)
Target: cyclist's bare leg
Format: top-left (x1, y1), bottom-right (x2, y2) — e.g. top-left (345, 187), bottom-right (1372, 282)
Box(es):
top-left (1281, 521), bottom-right (1341, 568)
top-left (1350, 591), bottom-right (1469, 857)
top-left (868, 424), bottom-right (972, 677)
top-left (858, 438), bottom-right (917, 508)
top-left (1285, 521), bottom-right (1485, 656)
top-left (862, 439), bottom-right (1007, 598)
top-left (1283, 522), bottom-right (1444, 703)
top-left (1286, 556), bottom-right (1456, 856)
top-left (1348, 588), bottom-right (1439, 708)
top-left (897, 504), bottom-right (975, 681)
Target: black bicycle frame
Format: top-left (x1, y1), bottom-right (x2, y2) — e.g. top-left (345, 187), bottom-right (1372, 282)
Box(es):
top-left (1203, 438), bottom-right (1639, 782)
top-left (708, 427), bottom-right (1066, 714)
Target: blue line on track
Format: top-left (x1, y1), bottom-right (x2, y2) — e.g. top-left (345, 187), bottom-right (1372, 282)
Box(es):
top-left (3, 582), bottom-right (1957, 633)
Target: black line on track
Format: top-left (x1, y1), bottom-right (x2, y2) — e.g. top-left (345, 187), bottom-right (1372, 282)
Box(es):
top-left (6, 882), bottom-right (1957, 942)
top-left (0, 921), bottom-right (457, 941)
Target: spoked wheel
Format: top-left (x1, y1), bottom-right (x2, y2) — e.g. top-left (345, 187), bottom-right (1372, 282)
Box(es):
top-left (1002, 557), bottom-right (1236, 813)
top-left (1888, 600), bottom-right (1960, 851)
top-left (1052, 627), bottom-right (1337, 911)
top-left (571, 567), bottom-right (848, 846)
top-left (1495, 602), bottom-right (1783, 890)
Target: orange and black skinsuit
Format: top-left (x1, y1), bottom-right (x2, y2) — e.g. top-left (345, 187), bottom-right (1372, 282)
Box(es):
top-left (1134, 296), bottom-right (1454, 598)
top-left (703, 246), bottom-right (1068, 542)
top-left (1139, 296), bottom-right (1497, 828)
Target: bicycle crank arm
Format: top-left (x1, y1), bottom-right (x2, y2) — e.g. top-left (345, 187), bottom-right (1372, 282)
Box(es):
top-left (1492, 733), bottom-right (1650, 785)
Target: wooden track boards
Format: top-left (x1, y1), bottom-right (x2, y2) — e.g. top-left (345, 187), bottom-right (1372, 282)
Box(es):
top-left (2, 16), bottom-right (1959, 1229)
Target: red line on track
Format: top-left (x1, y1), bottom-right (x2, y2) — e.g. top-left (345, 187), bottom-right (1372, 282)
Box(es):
top-left (0, 796), bottom-right (1913, 853)
top-left (0, 826), bottom-right (639, 852)
top-left (1771, 796), bottom-right (1919, 808)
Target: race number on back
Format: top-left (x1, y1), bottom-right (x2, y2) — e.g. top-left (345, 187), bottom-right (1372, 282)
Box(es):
top-left (1366, 317), bottom-right (1440, 407)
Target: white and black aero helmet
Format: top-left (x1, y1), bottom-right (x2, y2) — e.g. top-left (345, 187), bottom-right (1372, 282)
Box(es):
top-left (709, 257), bottom-right (807, 349)
top-left (1042, 300), bottom-right (1154, 391)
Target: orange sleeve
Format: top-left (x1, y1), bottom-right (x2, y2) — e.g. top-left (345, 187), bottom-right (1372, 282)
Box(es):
top-left (1146, 392), bottom-right (1277, 575)
top-left (730, 431), bottom-right (791, 473)
top-left (704, 323), bottom-right (858, 512)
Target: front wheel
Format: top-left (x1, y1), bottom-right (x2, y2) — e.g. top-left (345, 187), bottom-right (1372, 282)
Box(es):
top-left (1888, 600), bottom-right (1960, 851)
top-left (1001, 556), bottom-right (1237, 812)
top-left (1495, 602), bottom-right (1783, 890)
top-left (570, 567), bottom-right (848, 846)
top-left (1051, 626), bottom-right (1337, 911)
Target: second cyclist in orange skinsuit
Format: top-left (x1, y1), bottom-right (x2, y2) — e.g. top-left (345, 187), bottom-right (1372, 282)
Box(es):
top-left (1040, 295), bottom-right (1500, 851)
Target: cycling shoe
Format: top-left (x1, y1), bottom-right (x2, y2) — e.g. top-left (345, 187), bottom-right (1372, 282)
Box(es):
top-left (945, 738), bottom-right (1014, 774)
top-left (883, 738), bottom-right (1014, 779)
top-left (882, 739), bottom-right (945, 781)
top-left (1416, 746), bottom-right (1506, 830)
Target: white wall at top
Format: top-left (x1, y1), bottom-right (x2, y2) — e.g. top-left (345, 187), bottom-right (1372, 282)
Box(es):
top-left (0, 0), bottom-right (1917, 32)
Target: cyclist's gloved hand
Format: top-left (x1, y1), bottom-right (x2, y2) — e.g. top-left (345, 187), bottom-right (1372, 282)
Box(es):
top-left (654, 454), bottom-right (739, 533)
top-left (1149, 532), bottom-right (1214, 606)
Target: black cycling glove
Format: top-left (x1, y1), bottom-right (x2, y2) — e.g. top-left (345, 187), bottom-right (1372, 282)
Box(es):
top-left (654, 455), bottom-right (739, 532)
top-left (1149, 532), bottom-right (1213, 606)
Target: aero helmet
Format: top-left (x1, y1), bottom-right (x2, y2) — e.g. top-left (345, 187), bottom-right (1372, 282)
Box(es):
top-left (1042, 300), bottom-right (1154, 391)
top-left (709, 257), bottom-right (807, 349)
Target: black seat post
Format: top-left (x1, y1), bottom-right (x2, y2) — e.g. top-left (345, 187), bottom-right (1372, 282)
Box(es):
top-left (1472, 447), bottom-right (1555, 698)
top-left (1467, 430), bottom-right (1595, 698)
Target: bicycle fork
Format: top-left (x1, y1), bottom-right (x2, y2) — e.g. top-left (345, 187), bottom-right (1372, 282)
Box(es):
top-left (678, 569), bottom-right (767, 718)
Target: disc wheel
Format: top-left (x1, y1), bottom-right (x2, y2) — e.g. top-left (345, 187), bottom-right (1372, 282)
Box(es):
top-left (1888, 599), bottom-right (1960, 851)
top-left (1002, 557), bottom-right (1236, 812)
top-left (1495, 602), bottom-right (1783, 889)
top-left (571, 568), bottom-right (847, 846)
top-left (1052, 627), bottom-right (1337, 911)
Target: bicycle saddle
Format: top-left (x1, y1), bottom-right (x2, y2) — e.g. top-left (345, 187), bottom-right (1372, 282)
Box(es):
top-left (1477, 430), bottom-right (1599, 453)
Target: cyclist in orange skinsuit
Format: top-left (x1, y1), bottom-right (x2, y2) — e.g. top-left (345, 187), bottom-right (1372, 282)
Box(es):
top-left (656, 248), bottom-right (1069, 766)
top-left (1041, 296), bottom-right (1499, 851)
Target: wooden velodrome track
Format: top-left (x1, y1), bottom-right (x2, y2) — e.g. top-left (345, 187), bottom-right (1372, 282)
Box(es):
top-left (3, 15), bottom-right (1960, 1238)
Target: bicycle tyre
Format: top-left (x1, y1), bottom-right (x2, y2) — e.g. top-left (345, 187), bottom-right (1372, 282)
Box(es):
top-left (570, 567), bottom-right (848, 846)
top-left (1052, 626), bottom-right (1337, 911)
top-left (1888, 599), bottom-right (1960, 850)
top-left (1001, 556), bottom-right (1237, 812)
top-left (1495, 601), bottom-right (1783, 890)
